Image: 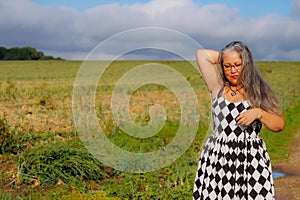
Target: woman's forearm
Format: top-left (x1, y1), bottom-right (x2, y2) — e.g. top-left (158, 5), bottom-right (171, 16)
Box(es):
top-left (237, 108), bottom-right (285, 132)
top-left (259, 109), bottom-right (285, 132)
top-left (196, 49), bottom-right (219, 65)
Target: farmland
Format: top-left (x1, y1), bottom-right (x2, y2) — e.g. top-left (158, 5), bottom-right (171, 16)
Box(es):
top-left (0, 60), bottom-right (299, 199)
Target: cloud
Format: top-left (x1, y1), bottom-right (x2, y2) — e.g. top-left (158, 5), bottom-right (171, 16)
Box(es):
top-left (0, 1), bottom-right (81, 49)
top-left (292, 0), bottom-right (300, 17)
top-left (0, 0), bottom-right (300, 61)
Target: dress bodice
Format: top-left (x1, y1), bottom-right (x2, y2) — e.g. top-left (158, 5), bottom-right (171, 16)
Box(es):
top-left (212, 89), bottom-right (262, 141)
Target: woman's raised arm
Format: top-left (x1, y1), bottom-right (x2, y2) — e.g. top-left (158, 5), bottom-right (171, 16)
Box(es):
top-left (196, 49), bottom-right (223, 98)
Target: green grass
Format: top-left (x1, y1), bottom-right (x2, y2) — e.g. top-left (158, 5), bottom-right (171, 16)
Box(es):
top-left (0, 60), bottom-right (299, 199)
top-left (261, 104), bottom-right (300, 164)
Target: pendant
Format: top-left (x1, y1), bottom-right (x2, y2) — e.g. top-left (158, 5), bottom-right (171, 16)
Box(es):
top-left (231, 91), bottom-right (236, 96)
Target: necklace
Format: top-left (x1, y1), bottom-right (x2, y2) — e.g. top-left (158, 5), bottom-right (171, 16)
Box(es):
top-left (229, 86), bottom-right (240, 96)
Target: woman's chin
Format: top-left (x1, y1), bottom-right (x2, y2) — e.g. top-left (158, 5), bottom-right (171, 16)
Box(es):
top-left (228, 80), bottom-right (238, 86)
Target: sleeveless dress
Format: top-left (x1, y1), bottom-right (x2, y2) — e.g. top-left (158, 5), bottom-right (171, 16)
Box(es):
top-left (193, 87), bottom-right (275, 200)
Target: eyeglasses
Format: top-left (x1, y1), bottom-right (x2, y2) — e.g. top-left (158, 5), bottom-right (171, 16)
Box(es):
top-left (223, 63), bottom-right (242, 71)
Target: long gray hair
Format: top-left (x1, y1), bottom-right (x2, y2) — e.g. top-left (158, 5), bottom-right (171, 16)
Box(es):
top-left (218, 41), bottom-right (281, 114)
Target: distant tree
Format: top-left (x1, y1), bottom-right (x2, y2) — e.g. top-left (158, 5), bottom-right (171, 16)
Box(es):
top-left (0, 46), bottom-right (64, 60)
top-left (0, 47), bottom-right (6, 60)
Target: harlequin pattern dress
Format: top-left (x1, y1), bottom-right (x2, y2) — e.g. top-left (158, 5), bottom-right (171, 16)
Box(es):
top-left (193, 88), bottom-right (274, 200)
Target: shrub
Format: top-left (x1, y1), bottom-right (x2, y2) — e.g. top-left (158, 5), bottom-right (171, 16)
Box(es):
top-left (18, 139), bottom-right (109, 186)
top-left (0, 116), bottom-right (33, 154)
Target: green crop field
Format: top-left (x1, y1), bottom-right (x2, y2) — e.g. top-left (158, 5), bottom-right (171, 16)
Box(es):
top-left (0, 60), bottom-right (299, 199)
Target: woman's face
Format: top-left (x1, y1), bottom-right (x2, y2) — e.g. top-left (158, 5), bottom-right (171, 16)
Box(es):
top-left (222, 50), bottom-right (242, 86)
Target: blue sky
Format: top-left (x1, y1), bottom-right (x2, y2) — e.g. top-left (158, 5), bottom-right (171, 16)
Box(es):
top-left (31, 0), bottom-right (292, 17)
top-left (1, 0), bottom-right (300, 61)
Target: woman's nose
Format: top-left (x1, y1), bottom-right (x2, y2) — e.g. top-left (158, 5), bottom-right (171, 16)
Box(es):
top-left (231, 66), bottom-right (237, 73)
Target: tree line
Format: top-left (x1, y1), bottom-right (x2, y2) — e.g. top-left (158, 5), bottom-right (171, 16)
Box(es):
top-left (0, 46), bottom-right (63, 60)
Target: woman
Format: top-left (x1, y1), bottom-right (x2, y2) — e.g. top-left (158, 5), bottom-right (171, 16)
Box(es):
top-left (193, 41), bottom-right (284, 200)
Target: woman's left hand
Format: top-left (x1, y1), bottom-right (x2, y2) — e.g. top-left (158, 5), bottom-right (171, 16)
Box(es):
top-left (236, 108), bottom-right (262, 126)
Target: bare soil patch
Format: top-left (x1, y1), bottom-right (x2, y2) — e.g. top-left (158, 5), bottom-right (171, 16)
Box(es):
top-left (274, 128), bottom-right (300, 200)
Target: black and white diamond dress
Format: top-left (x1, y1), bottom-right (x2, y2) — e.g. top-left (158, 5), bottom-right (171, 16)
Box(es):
top-left (193, 87), bottom-right (274, 200)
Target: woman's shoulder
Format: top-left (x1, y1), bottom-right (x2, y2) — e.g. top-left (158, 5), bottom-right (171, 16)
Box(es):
top-left (210, 84), bottom-right (224, 100)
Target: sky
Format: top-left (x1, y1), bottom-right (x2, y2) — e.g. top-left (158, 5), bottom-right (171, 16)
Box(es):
top-left (1, 0), bottom-right (300, 61)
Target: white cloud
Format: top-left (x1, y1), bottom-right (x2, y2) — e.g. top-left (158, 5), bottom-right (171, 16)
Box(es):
top-left (130, 0), bottom-right (194, 17)
top-left (0, 0), bottom-right (300, 61)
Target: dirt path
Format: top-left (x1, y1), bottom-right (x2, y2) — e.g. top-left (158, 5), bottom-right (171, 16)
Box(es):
top-left (274, 128), bottom-right (300, 200)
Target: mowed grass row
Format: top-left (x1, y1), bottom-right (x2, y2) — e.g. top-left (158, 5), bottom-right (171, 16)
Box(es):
top-left (0, 60), bottom-right (299, 199)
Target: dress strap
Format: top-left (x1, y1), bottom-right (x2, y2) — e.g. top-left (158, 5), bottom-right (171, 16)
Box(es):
top-left (217, 86), bottom-right (225, 98)
top-left (212, 86), bottom-right (225, 102)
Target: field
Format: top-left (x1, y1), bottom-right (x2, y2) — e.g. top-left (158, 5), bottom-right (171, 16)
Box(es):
top-left (0, 60), bottom-right (299, 199)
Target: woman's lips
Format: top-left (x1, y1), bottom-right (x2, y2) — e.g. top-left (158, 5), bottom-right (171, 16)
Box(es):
top-left (231, 75), bottom-right (239, 79)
